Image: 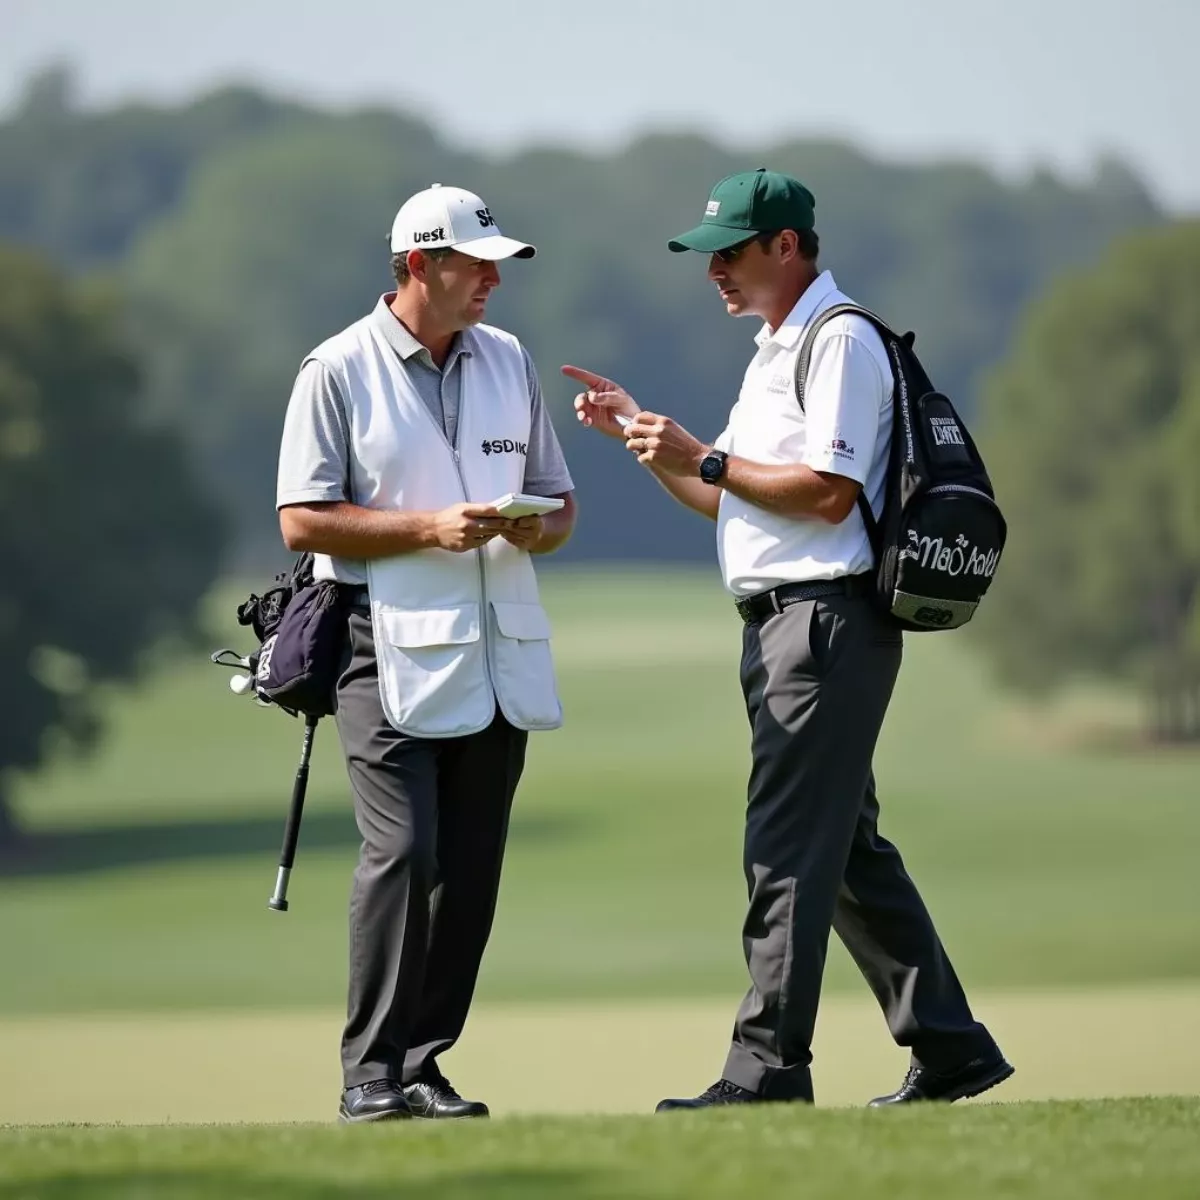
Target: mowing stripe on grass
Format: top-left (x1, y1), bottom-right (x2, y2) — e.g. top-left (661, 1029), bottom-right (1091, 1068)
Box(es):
top-left (1, 982), bottom-right (1196, 1124)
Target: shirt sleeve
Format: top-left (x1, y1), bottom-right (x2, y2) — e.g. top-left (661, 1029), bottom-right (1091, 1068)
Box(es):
top-left (276, 359), bottom-right (353, 508)
top-left (520, 348), bottom-right (575, 495)
top-left (798, 331), bottom-right (886, 486)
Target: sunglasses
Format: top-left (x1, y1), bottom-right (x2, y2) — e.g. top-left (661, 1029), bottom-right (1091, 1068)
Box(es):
top-left (712, 232), bottom-right (778, 264)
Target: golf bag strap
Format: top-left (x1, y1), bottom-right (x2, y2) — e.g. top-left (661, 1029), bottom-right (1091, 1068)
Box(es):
top-left (792, 301), bottom-right (896, 557)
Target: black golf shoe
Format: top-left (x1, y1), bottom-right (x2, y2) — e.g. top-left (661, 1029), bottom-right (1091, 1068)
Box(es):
top-left (655, 1078), bottom-right (764, 1112)
top-left (338, 1079), bottom-right (413, 1123)
top-left (403, 1073), bottom-right (489, 1119)
top-left (868, 1055), bottom-right (1014, 1106)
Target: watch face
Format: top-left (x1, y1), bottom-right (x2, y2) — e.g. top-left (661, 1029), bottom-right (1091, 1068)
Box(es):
top-left (701, 452), bottom-right (725, 483)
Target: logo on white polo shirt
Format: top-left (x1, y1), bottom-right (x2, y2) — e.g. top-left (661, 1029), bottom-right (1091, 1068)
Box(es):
top-left (766, 373), bottom-right (791, 394)
top-left (825, 437), bottom-right (855, 461)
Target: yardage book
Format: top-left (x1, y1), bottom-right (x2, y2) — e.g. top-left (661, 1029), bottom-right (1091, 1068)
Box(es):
top-left (489, 493), bottom-right (565, 518)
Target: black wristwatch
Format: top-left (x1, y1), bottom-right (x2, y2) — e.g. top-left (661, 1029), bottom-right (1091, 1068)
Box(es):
top-left (699, 448), bottom-right (728, 485)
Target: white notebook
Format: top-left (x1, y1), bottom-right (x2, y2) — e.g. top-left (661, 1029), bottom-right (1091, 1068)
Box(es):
top-left (489, 493), bottom-right (566, 518)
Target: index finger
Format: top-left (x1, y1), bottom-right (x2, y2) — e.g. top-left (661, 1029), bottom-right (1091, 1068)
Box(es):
top-left (461, 504), bottom-right (502, 518)
top-left (561, 364), bottom-right (607, 388)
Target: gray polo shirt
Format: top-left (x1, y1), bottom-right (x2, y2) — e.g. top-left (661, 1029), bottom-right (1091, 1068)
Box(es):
top-left (277, 295), bottom-right (574, 584)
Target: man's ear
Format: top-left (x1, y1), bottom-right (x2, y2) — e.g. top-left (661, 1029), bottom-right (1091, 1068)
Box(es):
top-left (776, 229), bottom-right (800, 264)
top-left (407, 249), bottom-right (429, 283)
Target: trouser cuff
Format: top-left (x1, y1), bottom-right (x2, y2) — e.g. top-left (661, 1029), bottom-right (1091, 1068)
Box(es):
top-left (722, 1044), bottom-right (815, 1102)
top-left (912, 1026), bottom-right (1002, 1073)
top-left (342, 1060), bottom-right (400, 1089)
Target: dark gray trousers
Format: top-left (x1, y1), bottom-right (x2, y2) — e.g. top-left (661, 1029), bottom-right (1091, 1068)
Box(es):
top-left (334, 606), bottom-right (528, 1089)
top-left (722, 595), bottom-right (998, 1101)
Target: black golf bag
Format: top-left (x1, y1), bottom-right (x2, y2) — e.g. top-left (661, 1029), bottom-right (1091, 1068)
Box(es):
top-left (211, 553), bottom-right (349, 911)
top-left (234, 552), bottom-right (346, 718)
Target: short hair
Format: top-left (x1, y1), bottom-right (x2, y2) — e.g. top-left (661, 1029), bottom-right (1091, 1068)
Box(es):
top-left (795, 228), bottom-right (820, 263)
top-left (758, 229), bottom-right (819, 264)
top-left (391, 247), bottom-right (452, 286)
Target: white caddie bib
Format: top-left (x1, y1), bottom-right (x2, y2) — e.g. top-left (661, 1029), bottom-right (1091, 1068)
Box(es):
top-left (307, 317), bottom-right (562, 737)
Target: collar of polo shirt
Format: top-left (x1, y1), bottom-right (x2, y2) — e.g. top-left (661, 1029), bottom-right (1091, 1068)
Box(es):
top-left (755, 271), bottom-right (838, 349)
top-left (373, 295), bottom-right (477, 365)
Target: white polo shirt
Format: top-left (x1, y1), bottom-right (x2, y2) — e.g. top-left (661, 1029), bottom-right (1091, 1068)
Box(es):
top-left (714, 271), bottom-right (893, 597)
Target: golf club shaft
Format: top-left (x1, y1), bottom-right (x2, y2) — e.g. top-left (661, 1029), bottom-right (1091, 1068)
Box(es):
top-left (268, 713), bottom-right (319, 912)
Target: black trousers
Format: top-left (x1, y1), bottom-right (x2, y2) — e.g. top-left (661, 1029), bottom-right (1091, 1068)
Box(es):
top-left (722, 595), bottom-right (999, 1101)
top-left (334, 605), bottom-right (528, 1088)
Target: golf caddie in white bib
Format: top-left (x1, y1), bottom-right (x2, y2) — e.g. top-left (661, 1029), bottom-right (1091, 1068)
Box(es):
top-left (276, 183), bottom-right (576, 1124)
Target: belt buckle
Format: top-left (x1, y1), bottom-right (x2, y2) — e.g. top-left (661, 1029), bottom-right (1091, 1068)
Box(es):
top-left (768, 588), bottom-right (784, 616)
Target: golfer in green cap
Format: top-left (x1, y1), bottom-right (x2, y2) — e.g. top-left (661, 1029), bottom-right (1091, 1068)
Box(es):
top-left (563, 169), bottom-right (1011, 1110)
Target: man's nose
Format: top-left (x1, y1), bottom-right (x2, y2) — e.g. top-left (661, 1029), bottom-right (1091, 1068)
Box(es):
top-left (484, 262), bottom-right (501, 288)
top-left (707, 255), bottom-right (726, 281)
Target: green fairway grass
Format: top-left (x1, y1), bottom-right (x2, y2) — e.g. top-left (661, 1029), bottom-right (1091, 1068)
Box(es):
top-left (3, 1099), bottom-right (1198, 1200)
top-left (3, 568), bottom-right (1199, 1013)
top-left (3, 986), bottom-right (1198, 1124)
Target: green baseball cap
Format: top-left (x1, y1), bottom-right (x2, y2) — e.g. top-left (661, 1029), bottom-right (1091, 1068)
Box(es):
top-left (668, 168), bottom-right (816, 254)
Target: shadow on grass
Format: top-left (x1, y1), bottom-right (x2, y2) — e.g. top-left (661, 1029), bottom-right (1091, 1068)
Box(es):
top-left (0, 1168), bottom-right (650, 1200)
top-left (0, 809), bottom-right (587, 880)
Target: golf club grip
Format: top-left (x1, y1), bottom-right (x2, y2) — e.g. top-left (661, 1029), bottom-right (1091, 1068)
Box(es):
top-left (278, 764), bottom-right (309, 869)
top-left (268, 714), bottom-right (318, 911)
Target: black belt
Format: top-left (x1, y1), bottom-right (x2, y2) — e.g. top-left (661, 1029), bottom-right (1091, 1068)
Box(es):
top-left (734, 574), bottom-right (872, 626)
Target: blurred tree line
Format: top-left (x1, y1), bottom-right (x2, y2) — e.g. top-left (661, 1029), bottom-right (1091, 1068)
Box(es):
top-left (1, 66), bottom-right (1197, 845)
top-left (0, 68), bottom-right (1161, 569)
top-left (0, 245), bottom-right (221, 845)
top-left (976, 221), bottom-right (1200, 741)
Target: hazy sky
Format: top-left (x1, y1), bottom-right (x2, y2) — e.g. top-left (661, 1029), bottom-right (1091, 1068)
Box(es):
top-left (3, 0), bottom-right (1197, 211)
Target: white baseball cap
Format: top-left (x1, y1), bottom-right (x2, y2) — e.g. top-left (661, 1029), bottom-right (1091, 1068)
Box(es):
top-left (389, 184), bottom-right (536, 261)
